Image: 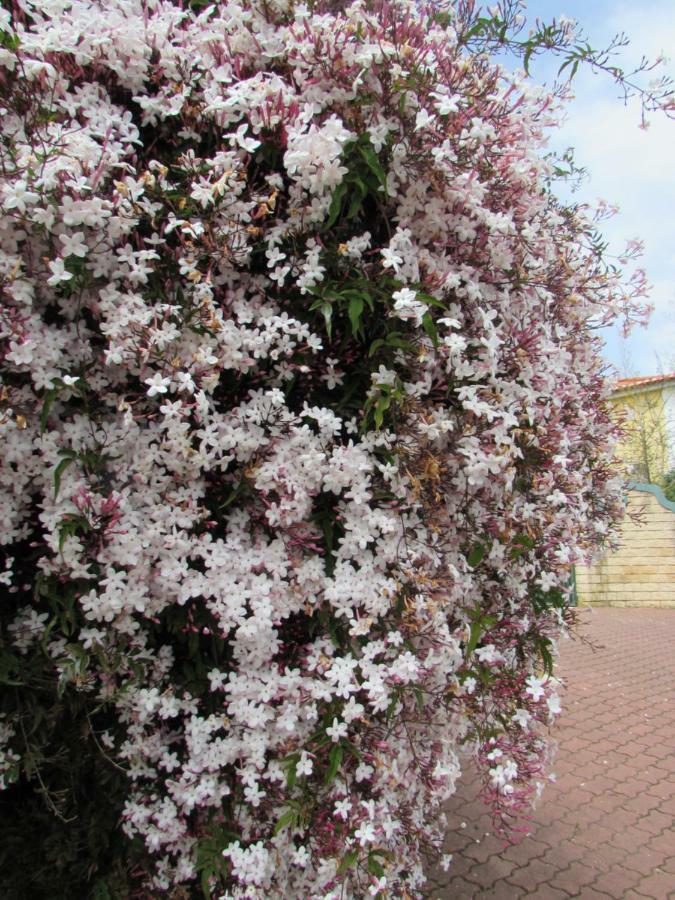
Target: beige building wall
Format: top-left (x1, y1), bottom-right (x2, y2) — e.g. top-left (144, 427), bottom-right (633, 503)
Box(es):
top-left (576, 485), bottom-right (675, 608)
top-left (611, 386), bottom-right (670, 484)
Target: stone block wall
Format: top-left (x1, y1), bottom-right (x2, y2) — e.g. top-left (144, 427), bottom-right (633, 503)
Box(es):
top-left (575, 484), bottom-right (675, 608)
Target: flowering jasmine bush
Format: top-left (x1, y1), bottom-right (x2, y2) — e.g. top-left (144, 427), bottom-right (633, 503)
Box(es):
top-left (0, 0), bottom-right (652, 896)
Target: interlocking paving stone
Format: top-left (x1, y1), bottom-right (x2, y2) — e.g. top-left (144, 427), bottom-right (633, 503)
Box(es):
top-left (635, 870), bottom-right (675, 898)
top-left (429, 608), bottom-right (675, 898)
top-left (505, 859), bottom-right (559, 891)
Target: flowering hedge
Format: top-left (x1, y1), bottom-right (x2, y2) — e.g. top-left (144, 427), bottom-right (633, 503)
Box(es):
top-left (0, 1), bottom-right (647, 896)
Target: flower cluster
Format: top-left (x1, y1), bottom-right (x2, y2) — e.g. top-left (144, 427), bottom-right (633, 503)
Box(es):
top-left (0, 1), bottom-right (643, 896)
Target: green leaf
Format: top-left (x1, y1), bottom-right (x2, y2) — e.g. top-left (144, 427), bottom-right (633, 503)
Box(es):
top-left (318, 301), bottom-right (333, 339)
top-left (385, 688), bottom-right (400, 720)
top-left (200, 867), bottom-right (213, 900)
top-left (358, 143), bottom-right (387, 189)
top-left (274, 807), bottom-right (297, 835)
top-left (509, 532), bottom-right (536, 560)
top-left (326, 615), bottom-right (343, 649)
top-left (348, 296), bottom-right (365, 338)
top-left (325, 182), bottom-right (348, 229)
top-left (416, 291), bottom-right (447, 309)
top-left (321, 515), bottom-right (334, 552)
top-left (40, 387), bottom-right (57, 433)
top-left (0, 650), bottom-right (23, 688)
top-left (337, 849), bottom-right (359, 875)
top-left (433, 11), bottom-right (453, 28)
top-left (368, 338), bottom-right (385, 357)
top-left (464, 16), bottom-right (493, 41)
top-left (0, 30), bottom-right (21, 52)
top-left (343, 738), bottom-right (363, 761)
top-left (466, 542), bottom-right (486, 568)
top-left (53, 454), bottom-right (76, 499)
top-left (466, 621), bottom-right (482, 657)
top-left (346, 178), bottom-right (367, 220)
top-left (367, 854), bottom-right (385, 878)
top-left (530, 586), bottom-right (566, 613)
top-left (284, 754), bottom-right (299, 791)
top-left (385, 331), bottom-right (411, 350)
top-left (218, 480), bottom-right (248, 510)
top-left (325, 743), bottom-right (343, 784)
top-left (557, 55), bottom-right (581, 79)
top-left (538, 636), bottom-right (554, 676)
top-left (58, 514), bottom-right (91, 553)
top-left (373, 393), bottom-right (392, 430)
top-left (398, 91), bottom-right (408, 116)
top-left (422, 312), bottom-right (439, 349)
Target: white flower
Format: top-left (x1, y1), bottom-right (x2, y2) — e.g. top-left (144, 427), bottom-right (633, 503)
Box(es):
top-left (230, 123), bottom-right (261, 153)
top-left (355, 762), bottom-right (374, 782)
top-left (380, 246), bottom-right (403, 271)
top-left (391, 287), bottom-right (426, 327)
top-left (439, 316), bottom-right (461, 329)
top-left (292, 845), bottom-right (309, 868)
top-left (296, 751), bottom-right (314, 777)
top-left (144, 373), bottom-right (171, 397)
top-left (414, 108), bottom-right (436, 131)
top-left (512, 708), bottom-right (532, 729)
top-left (176, 372), bottom-right (195, 394)
top-left (334, 798), bottom-right (352, 821)
top-left (7, 339), bottom-right (35, 366)
top-left (265, 246), bottom-right (286, 267)
top-left (8, 607), bottom-right (48, 653)
top-left (47, 258), bottom-right (74, 285)
top-left (326, 717), bottom-right (348, 743)
top-left (2, 180), bottom-right (39, 213)
top-left (354, 821), bottom-right (376, 845)
top-left (490, 759), bottom-right (518, 791)
top-left (207, 669), bottom-right (226, 691)
top-left (159, 399), bottom-right (183, 418)
top-left (461, 677), bottom-right (477, 695)
top-left (525, 675), bottom-right (546, 701)
top-left (369, 876), bottom-right (387, 895)
top-left (371, 365), bottom-right (397, 387)
top-left (342, 697), bottom-right (365, 723)
top-left (547, 694), bottom-right (562, 716)
top-left (431, 91), bottom-right (459, 115)
top-left (58, 231), bottom-right (88, 258)
top-left (475, 644), bottom-right (504, 665)
top-left (270, 264), bottom-right (290, 286)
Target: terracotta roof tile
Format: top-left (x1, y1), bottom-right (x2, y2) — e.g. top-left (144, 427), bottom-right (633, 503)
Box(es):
top-left (613, 372), bottom-right (675, 392)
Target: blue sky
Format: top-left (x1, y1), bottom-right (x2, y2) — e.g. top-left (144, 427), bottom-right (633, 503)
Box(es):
top-left (513, 0), bottom-right (675, 376)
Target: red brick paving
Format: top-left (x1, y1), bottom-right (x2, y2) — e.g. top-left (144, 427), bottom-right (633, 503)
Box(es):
top-left (428, 608), bottom-right (675, 899)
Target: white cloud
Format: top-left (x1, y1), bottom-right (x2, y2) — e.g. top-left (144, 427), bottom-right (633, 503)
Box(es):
top-left (531, 1), bottom-right (675, 372)
top-left (527, 1), bottom-right (675, 373)
top-left (602, 278), bottom-right (675, 375)
top-left (606, 1), bottom-right (675, 65)
top-left (553, 97), bottom-right (675, 284)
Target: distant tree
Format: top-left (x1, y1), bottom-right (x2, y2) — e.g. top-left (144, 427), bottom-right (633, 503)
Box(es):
top-left (616, 388), bottom-right (672, 484)
top-left (663, 469), bottom-right (675, 502)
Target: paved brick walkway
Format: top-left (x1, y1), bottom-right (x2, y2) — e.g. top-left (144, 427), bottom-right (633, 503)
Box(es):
top-left (429, 608), bottom-right (675, 899)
